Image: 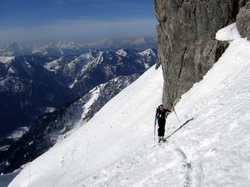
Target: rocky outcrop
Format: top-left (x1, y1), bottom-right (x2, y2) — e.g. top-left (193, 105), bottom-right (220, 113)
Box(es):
top-left (236, 1), bottom-right (250, 40)
top-left (154, 0), bottom-right (247, 107)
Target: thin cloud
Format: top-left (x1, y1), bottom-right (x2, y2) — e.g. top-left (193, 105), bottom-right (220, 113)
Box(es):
top-left (50, 0), bottom-right (115, 4)
top-left (0, 18), bottom-right (157, 45)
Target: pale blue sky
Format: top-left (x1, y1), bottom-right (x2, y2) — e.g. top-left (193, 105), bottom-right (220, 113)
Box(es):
top-left (0, 0), bottom-right (157, 45)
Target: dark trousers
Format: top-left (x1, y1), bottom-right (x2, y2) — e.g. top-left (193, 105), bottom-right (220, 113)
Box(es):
top-left (158, 118), bottom-right (166, 136)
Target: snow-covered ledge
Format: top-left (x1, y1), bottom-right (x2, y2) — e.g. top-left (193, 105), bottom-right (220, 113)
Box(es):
top-left (216, 23), bottom-right (241, 42)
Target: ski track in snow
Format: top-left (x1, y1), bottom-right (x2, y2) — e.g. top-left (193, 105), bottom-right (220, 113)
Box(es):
top-left (8, 25), bottom-right (250, 187)
top-left (75, 38), bottom-right (250, 187)
top-left (79, 143), bottom-right (193, 187)
top-left (78, 37), bottom-right (250, 187)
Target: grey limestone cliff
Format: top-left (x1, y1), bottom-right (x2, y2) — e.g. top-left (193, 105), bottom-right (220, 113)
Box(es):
top-left (236, 1), bottom-right (250, 40)
top-left (154, 0), bottom-right (247, 107)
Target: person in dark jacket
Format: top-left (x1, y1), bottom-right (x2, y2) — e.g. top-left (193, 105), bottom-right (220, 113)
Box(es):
top-left (154, 104), bottom-right (172, 142)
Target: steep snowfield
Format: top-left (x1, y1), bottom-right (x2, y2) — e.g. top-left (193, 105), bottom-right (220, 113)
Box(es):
top-left (8, 62), bottom-right (164, 187)
top-left (9, 25), bottom-right (250, 186)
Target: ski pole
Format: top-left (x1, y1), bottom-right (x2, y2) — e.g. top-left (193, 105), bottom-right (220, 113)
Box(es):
top-left (154, 124), bottom-right (156, 144)
top-left (154, 110), bottom-right (157, 144)
top-left (171, 103), bottom-right (182, 126)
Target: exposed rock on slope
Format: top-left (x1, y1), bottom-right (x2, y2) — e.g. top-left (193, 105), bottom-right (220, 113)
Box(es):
top-left (154, 0), bottom-right (247, 106)
top-left (236, 1), bottom-right (250, 40)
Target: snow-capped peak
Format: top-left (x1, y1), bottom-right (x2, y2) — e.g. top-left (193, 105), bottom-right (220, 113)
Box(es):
top-left (0, 56), bottom-right (14, 64)
top-left (116, 49), bottom-right (127, 57)
top-left (54, 41), bottom-right (78, 49)
top-left (139, 48), bottom-right (155, 56)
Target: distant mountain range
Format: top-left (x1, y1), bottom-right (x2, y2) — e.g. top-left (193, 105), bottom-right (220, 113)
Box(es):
top-left (0, 47), bottom-right (157, 139)
top-left (0, 74), bottom-right (140, 173)
top-left (0, 37), bottom-right (157, 57)
top-left (0, 37), bottom-right (157, 173)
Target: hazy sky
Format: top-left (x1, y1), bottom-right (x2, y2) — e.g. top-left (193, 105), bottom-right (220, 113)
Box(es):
top-left (0, 0), bottom-right (158, 45)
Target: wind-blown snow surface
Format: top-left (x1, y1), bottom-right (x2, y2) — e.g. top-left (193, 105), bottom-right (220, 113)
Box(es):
top-left (10, 26), bottom-right (250, 186)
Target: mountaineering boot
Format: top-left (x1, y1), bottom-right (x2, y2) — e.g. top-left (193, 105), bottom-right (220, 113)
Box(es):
top-left (161, 136), bottom-right (166, 142)
top-left (158, 136), bottom-right (162, 143)
top-left (158, 136), bottom-right (166, 143)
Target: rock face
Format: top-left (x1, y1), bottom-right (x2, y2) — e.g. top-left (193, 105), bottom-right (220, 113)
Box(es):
top-left (236, 1), bottom-right (250, 40)
top-left (154, 0), bottom-right (247, 107)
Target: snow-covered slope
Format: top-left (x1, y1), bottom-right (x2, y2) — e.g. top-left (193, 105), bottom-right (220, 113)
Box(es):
top-left (9, 63), bottom-right (163, 187)
top-left (9, 25), bottom-right (250, 186)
